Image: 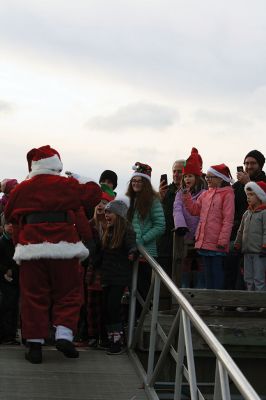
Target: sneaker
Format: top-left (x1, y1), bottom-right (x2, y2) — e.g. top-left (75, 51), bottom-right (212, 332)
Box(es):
top-left (106, 341), bottom-right (125, 355)
top-left (236, 307), bottom-right (247, 312)
top-left (55, 339), bottom-right (79, 358)
top-left (87, 337), bottom-right (98, 348)
top-left (1, 339), bottom-right (21, 345)
top-left (25, 343), bottom-right (42, 364)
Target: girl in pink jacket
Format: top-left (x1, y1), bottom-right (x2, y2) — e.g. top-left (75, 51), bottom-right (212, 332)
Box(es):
top-left (183, 164), bottom-right (235, 289)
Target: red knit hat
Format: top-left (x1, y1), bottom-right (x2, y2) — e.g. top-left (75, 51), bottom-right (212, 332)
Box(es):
top-left (1, 179), bottom-right (18, 194)
top-left (182, 148), bottom-right (202, 176)
top-left (207, 163), bottom-right (233, 183)
top-left (245, 181), bottom-right (266, 203)
top-left (27, 145), bottom-right (63, 177)
top-left (132, 162), bottom-right (152, 181)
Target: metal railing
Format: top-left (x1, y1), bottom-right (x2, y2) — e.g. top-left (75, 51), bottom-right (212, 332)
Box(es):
top-left (127, 245), bottom-right (261, 400)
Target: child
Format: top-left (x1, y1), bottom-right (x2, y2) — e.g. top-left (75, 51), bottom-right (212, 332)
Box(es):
top-left (0, 179), bottom-right (18, 213)
top-left (183, 164), bottom-right (235, 289)
top-left (234, 181), bottom-right (266, 291)
top-left (173, 148), bottom-right (206, 288)
top-left (126, 162), bottom-right (165, 316)
top-left (86, 184), bottom-right (115, 348)
top-left (0, 220), bottom-right (20, 345)
top-left (101, 199), bottom-right (138, 355)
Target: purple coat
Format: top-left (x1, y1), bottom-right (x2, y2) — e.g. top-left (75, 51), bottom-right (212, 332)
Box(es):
top-left (173, 189), bottom-right (206, 241)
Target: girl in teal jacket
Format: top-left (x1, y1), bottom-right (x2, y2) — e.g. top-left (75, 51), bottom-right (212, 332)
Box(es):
top-left (126, 162), bottom-right (165, 315)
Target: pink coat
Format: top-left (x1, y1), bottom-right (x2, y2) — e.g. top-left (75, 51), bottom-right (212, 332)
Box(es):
top-left (183, 186), bottom-right (235, 253)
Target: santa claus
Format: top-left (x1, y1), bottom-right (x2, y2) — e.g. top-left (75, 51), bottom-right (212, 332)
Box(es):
top-left (4, 145), bottom-right (101, 363)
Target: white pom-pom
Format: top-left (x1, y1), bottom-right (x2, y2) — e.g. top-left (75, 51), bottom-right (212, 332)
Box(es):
top-left (114, 195), bottom-right (130, 208)
top-left (132, 164), bottom-right (137, 171)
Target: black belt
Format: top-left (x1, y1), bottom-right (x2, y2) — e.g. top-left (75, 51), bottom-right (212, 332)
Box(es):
top-left (25, 211), bottom-right (68, 224)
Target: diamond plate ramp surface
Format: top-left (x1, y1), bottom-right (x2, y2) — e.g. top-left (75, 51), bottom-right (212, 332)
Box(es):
top-left (0, 347), bottom-right (147, 400)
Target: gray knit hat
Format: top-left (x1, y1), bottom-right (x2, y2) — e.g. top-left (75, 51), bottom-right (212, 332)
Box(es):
top-left (105, 199), bottom-right (128, 219)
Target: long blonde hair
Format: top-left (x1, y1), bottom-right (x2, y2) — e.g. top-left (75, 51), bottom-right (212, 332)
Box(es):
top-left (102, 214), bottom-right (128, 249)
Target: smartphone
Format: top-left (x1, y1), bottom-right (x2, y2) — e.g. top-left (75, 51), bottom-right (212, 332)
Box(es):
top-left (160, 174), bottom-right (168, 185)
top-left (237, 166), bottom-right (244, 173)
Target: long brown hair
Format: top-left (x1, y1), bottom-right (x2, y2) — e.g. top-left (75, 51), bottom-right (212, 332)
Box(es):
top-left (126, 178), bottom-right (159, 221)
top-left (181, 175), bottom-right (207, 195)
top-left (102, 214), bottom-right (128, 249)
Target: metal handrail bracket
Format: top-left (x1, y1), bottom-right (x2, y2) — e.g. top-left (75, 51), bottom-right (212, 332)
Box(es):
top-left (127, 244), bottom-right (261, 400)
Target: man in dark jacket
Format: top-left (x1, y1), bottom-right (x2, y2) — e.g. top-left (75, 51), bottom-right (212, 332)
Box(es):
top-left (157, 159), bottom-right (185, 278)
top-left (0, 221), bottom-right (20, 345)
top-left (224, 149), bottom-right (266, 289)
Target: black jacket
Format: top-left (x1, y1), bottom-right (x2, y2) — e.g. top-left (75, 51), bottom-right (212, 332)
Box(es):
top-left (0, 234), bottom-right (19, 286)
top-left (157, 182), bottom-right (178, 257)
top-left (100, 224), bottom-right (137, 286)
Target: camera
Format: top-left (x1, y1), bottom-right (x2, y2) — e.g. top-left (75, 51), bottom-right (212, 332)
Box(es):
top-left (237, 166), bottom-right (244, 173)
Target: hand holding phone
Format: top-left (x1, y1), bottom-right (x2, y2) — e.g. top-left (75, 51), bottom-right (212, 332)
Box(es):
top-left (160, 174), bottom-right (168, 185)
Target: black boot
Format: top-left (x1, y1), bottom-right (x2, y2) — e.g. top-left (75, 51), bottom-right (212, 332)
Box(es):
top-left (55, 339), bottom-right (79, 358)
top-left (25, 342), bottom-right (42, 364)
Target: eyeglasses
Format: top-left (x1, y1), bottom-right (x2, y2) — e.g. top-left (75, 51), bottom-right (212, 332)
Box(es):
top-left (173, 170), bottom-right (183, 175)
top-left (205, 175), bottom-right (218, 180)
top-left (132, 179), bottom-right (143, 184)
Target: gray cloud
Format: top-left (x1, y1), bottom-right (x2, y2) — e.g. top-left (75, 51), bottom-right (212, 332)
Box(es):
top-left (0, 100), bottom-right (13, 114)
top-left (193, 109), bottom-right (253, 128)
top-left (86, 102), bottom-right (178, 131)
top-left (2, 1), bottom-right (266, 96)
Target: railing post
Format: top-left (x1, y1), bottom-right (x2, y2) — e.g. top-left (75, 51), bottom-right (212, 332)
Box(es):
top-left (147, 273), bottom-right (160, 383)
top-left (128, 259), bottom-right (139, 348)
top-left (182, 310), bottom-right (198, 400)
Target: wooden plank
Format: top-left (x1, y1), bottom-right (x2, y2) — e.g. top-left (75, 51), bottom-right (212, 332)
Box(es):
top-left (180, 289), bottom-right (266, 308)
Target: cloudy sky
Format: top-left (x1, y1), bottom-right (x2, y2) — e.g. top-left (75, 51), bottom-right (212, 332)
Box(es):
top-left (1, 0), bottom-right (266, 193)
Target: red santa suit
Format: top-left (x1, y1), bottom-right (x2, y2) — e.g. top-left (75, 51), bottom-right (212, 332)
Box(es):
top-left (4, 145), bottom-right (102, 343)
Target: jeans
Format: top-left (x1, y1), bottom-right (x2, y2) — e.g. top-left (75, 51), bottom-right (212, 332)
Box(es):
top-left (202, 255), bottom-right (224, 289)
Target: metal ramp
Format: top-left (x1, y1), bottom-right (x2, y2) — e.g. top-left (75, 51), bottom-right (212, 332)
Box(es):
top-left (127, 245), bottom-right (262, 400)
top-left (0, 346), bottom-right (148, 400)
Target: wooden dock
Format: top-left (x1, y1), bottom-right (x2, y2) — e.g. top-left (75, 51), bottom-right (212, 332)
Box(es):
top-left (0, 346), bottom-right (148, 400)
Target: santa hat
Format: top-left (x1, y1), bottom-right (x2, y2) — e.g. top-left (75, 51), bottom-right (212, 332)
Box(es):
top-left (27, 145), bottom-right (63, 178)
top-left (183, 148), bottom-right (202, 176)
top-left (132, 162), bottom-right (152, 181)
top-left (207, 163), bottom-right (233, 183)
top-left (100, 183), bottom-right (116, 202)
top-left (245, 181), bottom-right (266, 203)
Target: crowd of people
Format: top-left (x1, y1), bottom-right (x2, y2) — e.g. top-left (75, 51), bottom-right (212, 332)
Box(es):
top-left (0, 144), bottom-right (265, 364)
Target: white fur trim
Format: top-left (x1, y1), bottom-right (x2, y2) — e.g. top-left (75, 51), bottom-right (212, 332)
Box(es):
top-left (245, 182), bottom-right (266, 202)
top-left (30, 155), bottom-right (63, 175)
top-left (207, 167), bottom-right (233, 183)
top-left (132, 172), bottom-right (151, 181)
top-left (14, 241), bottom-right (89, 265)
top-left (29, 169), bottom-right (61, 178)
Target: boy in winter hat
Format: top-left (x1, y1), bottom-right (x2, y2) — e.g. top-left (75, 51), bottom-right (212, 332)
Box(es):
top-left (234, 181), bottom-right (266, 291)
